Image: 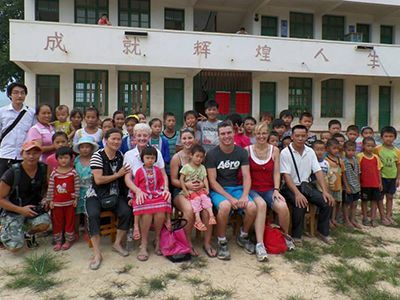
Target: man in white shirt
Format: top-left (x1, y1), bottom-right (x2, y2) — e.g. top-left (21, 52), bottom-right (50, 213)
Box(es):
top-left (0, 83), bottom-right (35, 176)
top-left (280, 125), bottom-right (334, 246)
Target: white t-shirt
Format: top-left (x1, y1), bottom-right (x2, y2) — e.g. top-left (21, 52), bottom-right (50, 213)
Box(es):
top-left (73, 128), bottom-right (103, 145)
top-left (280, 143), bottom-right (321, 185)
top-left (123, 146), bottom-right (165, 176)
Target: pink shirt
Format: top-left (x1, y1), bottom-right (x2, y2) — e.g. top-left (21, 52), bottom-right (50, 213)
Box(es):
top-left (26, 122), bottom-right (55, 162)
top-left (46, 153), bottom-right (75, 171)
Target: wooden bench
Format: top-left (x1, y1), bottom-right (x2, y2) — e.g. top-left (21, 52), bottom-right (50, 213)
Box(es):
top-left (88, 211), bottom-right (117, 248)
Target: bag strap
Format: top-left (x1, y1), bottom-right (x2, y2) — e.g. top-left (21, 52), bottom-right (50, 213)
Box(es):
top-left (10, 163), bottom-right (22, 206)
top-left (0, 109), bottom-right (27, 145)
top-left (288, 146), bottom-right (302, 184)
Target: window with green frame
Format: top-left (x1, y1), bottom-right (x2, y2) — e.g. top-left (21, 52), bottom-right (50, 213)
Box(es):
top-left (75, 0), bottom-right (108, 24)
top-left (261, 16), bottom-right (278, 36)
top-left (119, 0), bottom-right (150, 28)
top-left (290, 12), bottom-right (313, 39)
top-left (260, 82), bottom-right (276, 115)
top-left (289, 77), bottom-right (312, 117)
top-left (36, 75), bottom-right (60, 109)
top-left (357, 23), bottom-right (370, 43)
top-left (74, 70), bottom-right (108, 115)
top-left (35, 0), bottom-right (59, 21)
top-left (165, 8), bottom-right (184, 30)
top-left (379, 86), bottom-right (391, 128)
top-left (321, 79), bottom-right (343, 118)
top-left (118, 71), bottom-right (150, 115)
top-left (380, 25), bottom-right (393, 44)
top-left (322, 15), bottom-right (344, 41)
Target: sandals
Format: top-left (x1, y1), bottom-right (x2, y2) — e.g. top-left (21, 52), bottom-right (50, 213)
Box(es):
top-left (137, 247), bottom-right (149, 262)
top-left (194, 221), bottom-right (207, 231)
top-left (203, 245), bottom-right (216, 258)
top-left (89, 256), bottom-right (102, 270)
top-left (53, 242), bottom-right (62, 252)
top-left (209, 216), bottom-right (217, 225)
top-left (112, 246), bottom-right (129, 257)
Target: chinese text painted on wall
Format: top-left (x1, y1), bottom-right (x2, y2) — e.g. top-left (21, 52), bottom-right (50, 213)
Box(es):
top-left (44, 32), bottom-right (67, 53)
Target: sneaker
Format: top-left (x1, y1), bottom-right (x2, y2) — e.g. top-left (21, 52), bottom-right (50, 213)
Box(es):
top-left (217, 239), bottom-right (231, 261)
top-left (284, 235), bottom-right (296, 251)
top-left (362, 218), bottom-right (370, 226)
top-left (236, 232), bottom-right (255, 255)
top-left (255, 244), bottom-right (268, 262)
top-left (25, 234), bottom-right (39, 249)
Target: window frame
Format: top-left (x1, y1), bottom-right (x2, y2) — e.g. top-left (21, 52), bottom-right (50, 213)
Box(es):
top-left (289, 77), bottom-right (313, 117)
top-left (290, 12), bottom-right (314, 39)
top-left (164, 8), bottom-right (185, 30)
top-left (35, 0), bottom-right (59, 22)
top-left (261, 16), bottom-right (278, 37)
top-left (322, 15), bottom-right (345, 41)
top-left (356, 23), bottom-right (371, 43)
top-left (321, 79), bottom-right (344, 118)
top-left (118, 0), bottom-right (151, 28)
top-left (75, 0), bottom-right (109, 24)
top-left (118, 71), bottom-right (151, 115)
top-left (380, 25), bottom-right (394, 44)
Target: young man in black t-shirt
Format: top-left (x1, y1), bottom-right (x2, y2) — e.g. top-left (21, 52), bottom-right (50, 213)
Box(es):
top-left (205, 121), bottom-right (257, 261)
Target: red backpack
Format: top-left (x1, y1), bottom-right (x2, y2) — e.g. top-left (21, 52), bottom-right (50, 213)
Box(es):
top-left (263, 223), bottom-right (288, 254)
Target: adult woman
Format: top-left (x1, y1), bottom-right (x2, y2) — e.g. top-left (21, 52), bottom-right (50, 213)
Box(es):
top-left (85, 128), bottom-right (132, 270)
top-left (247, 123), bottom-right (294, 253)
top-left (124, 123), bottom-right (170, 261)
top-left (170, 128), bottom-right (216, 257)
top-left (25, 104), bottom-right (55, 162)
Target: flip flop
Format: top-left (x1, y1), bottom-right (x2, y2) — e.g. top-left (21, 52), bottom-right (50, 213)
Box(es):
top-left (112, 246), bottom-right (129, 257)
top-left (89, 257), bottom-right (102, 270)
top-left (194, 221), bottom-right (207, 231)
top-left (191, 247), bottom-right (199, 257)
top-left (203, 245), bottom-right (217, 258)
top-left (137, 248), bottom-right (149, 261)
top-left (209, 216), bottom-right (217, 225)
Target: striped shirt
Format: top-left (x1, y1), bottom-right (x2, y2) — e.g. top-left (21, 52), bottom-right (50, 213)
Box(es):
top-left (343, 156), bottom-right (361, 193)
top-left (46, 169), bottom-right (80, 207)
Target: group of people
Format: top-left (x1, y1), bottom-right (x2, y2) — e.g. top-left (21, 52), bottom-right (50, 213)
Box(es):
top-left (0, 82), bottom-right (398, 271)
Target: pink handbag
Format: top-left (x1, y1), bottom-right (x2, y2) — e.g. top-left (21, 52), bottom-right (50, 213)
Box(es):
top-left (159, 219), bottom-right (191, 262)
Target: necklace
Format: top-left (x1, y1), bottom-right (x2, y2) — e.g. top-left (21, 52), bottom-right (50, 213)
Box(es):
top-left (253, 144), bottom-right (269, 160)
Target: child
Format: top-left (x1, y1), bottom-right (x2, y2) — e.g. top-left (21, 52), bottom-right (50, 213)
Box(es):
top-left (299, 112), bottom-right (317, 147)
top-left (374, 126), bottom-right (400, 225)
top-left (320, 132), bottom-right (332, 145)
top-left (226, 113), bottom-right (251, 148)
top-left (343, 141), bottom-right (362, 229)
top-left (98, 118), bottom-right (114, 149)
top-left (46, 131), bottom-right (70, 173)
top-left (346, 125), bottom-right (359, 144)
top-left (332, 133), bottom-right (346, 156)
top-left (357, 126), bottom-right (375, 153)
top-left (135, 111), bottom-right (147, 124)
top-left (73, 137), bottom-right (98, 240)
top-left (281, 136), bottom-right (292, 149)
top-left (183, 110), bottom-right (201, 142)
top-left (197, 100), bottom-right (221, 152)
top-left (149, 118), bottom-right (171, 164)
top-left (53, 105), bottom-right (71, 135)
top-left (130, 146), bottom-right (171, 257)
top-left (46, 147), bottom-right (80, 251)
top-left (279, 109), bottom-right (294, 138)
top-left (325, 139), bottom-right (346, 227)
top-left (73, 107), bottom-right (102, 145)
top-left (328, 120), bottom-right (342, 136)
top-left (259, 112), bottom-right (274, 126)
top-left (161, 112), bottom-right (180, 169)
top-left (179, 145), bottom-right (216, 231)
top-left (68, 109), bottom-right (83, 142)
top-left (357, 137), bottom-right (386, 226)
top-left (268, 131), bottom-right (280, 147)
top-left (113, 111), bottom-right (126, 134)
top-left (312, 140), bottom-right (329, 192)
top-left (121, 114), bottom-right (139, 154)
top-left (271, 119), bottom-right (286, 142)
top-left (243, 116), bottom-right (257, 144)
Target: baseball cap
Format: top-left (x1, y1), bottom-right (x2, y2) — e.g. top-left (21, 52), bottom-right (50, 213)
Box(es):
top-left (20, 140), bottom-right (42, 154)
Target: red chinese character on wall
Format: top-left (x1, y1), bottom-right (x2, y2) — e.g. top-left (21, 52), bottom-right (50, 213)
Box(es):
top-left (44, 32), bottom-right (67, 53)
top-left (255, 44), bottom-right (271, 61)
top-left (193, 41), bottom-right (211, 58)
top-left (368, 50), bottom-right (380, 68)
top-left (123, 37), bottom-right (141, 55)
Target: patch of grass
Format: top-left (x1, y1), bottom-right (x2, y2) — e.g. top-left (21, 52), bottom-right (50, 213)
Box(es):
top-left (195, 286), bottom-right (234, 300)
top-left (110, 280), bottom-right (127, 289)
top-left (257, 265), bottom-right (273, 276)
top-left (5, 252), bottom-right (63, 292)
top-left (185, 275), bottom-right (206, 286)
top-left (325, 228), bottom-right (370, 259)
top-left (371, 259), bottom-right (400, 286)
top-left (115, 264), bottom-right (133, 274)
top-left (360, 287), bottom-right (400, 300)
top-left (284, 241), bottom-right (321, 273)
top-left (164, 297), bottom-right (180, 300)
top-left (143, 275), bottom-right (167, 292)
top-left (45, 294), bottom-right (69, 300)
top-left (374, 250), bottom-right (390, 258)
top-left (163, 271), bottom-right (179, 280)
top-left (285, 296), bottom-right (305, 300)
top-left (1, 268), bottom-right (20, 276)
top-left (180, 256), bottom-right (208, 271)
top-left (92, 290), bottom-right (119, 300)
top-left (127, 287), bottom-right (149, 298)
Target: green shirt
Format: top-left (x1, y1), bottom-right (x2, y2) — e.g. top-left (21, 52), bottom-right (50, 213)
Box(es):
top-left (374, 145), bottom-right (400, 179)
top-left (180, 163), bottom-right (207, 183)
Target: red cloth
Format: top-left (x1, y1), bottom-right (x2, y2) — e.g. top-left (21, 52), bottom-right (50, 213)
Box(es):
top-left (132, 166), bottom-right (171, 216)
top-left (235, 92), bottom-right (251, 114)
top-left (359, 155), bottom-right (381, 188)
top-left (234, 133), bottom-right (251, 148)
top-left (52, 205), bottom-right (75, 242)
top-left (249, 150), bottom-right (274, 192)
top-left (215, 92), bottom-right (230, 114)
top-left (52, 171), bottom-right (76, 204)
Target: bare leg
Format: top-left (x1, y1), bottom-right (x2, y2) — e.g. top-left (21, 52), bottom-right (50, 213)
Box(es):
top-left (377, 200), bottom-right (389, 224)
top-left (371, 201), bottom-right (378, 225)
top-left (138, 214), bottom-right (153, 259)
top-left (201, 209), bottom-right (216, 257)
top-left (243, 201), bottom-right (257, 234)
top-left (254, 196), bottom-right (266, 244)
top-left (343, 203), bottom-right (353, 227)
top-left (153, 212), bottom-right (165, 255)
top-left (273, 201), bottom-right (290, 235)
top-left (361, 201), bottom-right (368, 221)
top-left (90, 235), bottom-right (102, 263)
top-left (385, 194), bottom-right (393, 219)
top-left (216, 201), bottom-right (231, 238)
top-left (113, 229), bottom-right (127, 251)
top-left (173, 195), bottom-right (194, 247)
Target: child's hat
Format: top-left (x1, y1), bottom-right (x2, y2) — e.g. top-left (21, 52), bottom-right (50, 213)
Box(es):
top-left (73, 136), bottom-right (99, 153)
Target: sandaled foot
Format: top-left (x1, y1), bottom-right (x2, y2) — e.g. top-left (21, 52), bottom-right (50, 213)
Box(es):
top-left (154, 241), bottom-right (162, 256)
top-left (345, 221), bottom-right (355, 229)
top-left (351, 221), bottom-right (363, 229)
top-left (89, 255), bottom-right (102, 270)
top-left (133, 227), bottom-right (141, 240)
top-left (203, 245), bottom-right (216, 258)
top-left (137, 247), bottom-right (149, 262)
top-left (381, 218), bottom-right (391, 226)
top-left (389, 218), bottom-right (398, 226)
top-left (194, 221), bottom-right (207, 231)
top-left (112, 245), bottom-right (129, 257)
top-left (191, 247), bottom-right (199, 257)
top-left (209, 216), bottom-right (217, 225)
top-left (53, 242), bottom-right (62, 252)
top-left (62, 241), bottom-right (72, 251)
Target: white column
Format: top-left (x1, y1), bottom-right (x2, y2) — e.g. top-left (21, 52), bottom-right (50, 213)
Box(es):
top-left (150, 73), bottom-right (164, 118)
top-left (184, 74), bottom-right (193, 112)
top-left (59, 69), bottom-right (74, 109)
top-left (313, 79), bottom-right (321, 121)
top-left (108, 68), bottom-right (118, 115)
top-left (276, 77), bottom-right (289, 117)
top-left (369, 84), bottom-right (379, 130)
top-left (109, 0), bottom-right (118, 27)
top-left (252, 76), bottom-right (260, 119)
top-left (185, 7), bottom-right (194, 31)
top-left (314, 14), bottom-right (322, 40)
top-left (392, 83), bottom-right (400, 128)
top-left (24, 70), bottom-right (36, 107)
top-left (344, 79), bottom-right (356, 128)
top-left (24, 0), bottom-right (35, 21)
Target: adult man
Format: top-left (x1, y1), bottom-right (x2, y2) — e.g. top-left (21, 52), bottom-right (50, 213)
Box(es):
top-left (0, 83), bottom-right (35, 176)
top-left (205, 121), bottom-right (257, 261)
top-left (0, 141), bottom-right (50, 252)
top-left (280, 125), bottom-right (335, 246)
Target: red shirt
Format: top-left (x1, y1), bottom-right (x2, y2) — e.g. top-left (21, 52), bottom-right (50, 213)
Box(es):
top-left (249, 145), bottom-right (275, 192)
top-left (357, 153), bottom-right (382, 188)
top-left (46, 169), bottom-right (80, 206)
top-left (234, 133), bottom-right (251, 148)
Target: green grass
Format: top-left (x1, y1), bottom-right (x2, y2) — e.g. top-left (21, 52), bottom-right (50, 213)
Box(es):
top-left (163, 271), bottom-right (179, 280)
top-left (5, 252), bottom-right (63, 292)
top-left (143, 275), bottom-right (167, 292)
top-left (127, 287), bottom-right (149, 298)
top-left (185, 275), bottom-right (206, 286)
top-left (194, 286), bottom-right (234, 300)
top-left (285, 296), bottom-right (305, 300)
top-left (257, 265), bottom-right (273, 276)
top-left (374, 250), bottom-right (390, 258)
top-left (115, 264), bottom-right (133, 274)
top-left (180, 256), bottom-right (208, 271)
top-left (371, 259), bottom-right (400, 286)
top-left (284, 240), bottom-right (322, 273)
top-left (324, 228), bottom-right (371, 259)
top-left (92, 290), bottom-right (119, 300)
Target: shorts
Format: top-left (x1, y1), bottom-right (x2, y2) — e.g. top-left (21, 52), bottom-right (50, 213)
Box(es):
top-left (210, 186), bottom-right (253, 213)
top-left (361, 188), bottom-right (381, 201)
top-left (249, 190), bottom-right (274, 209)
top-left (343, 192), bottom-right (360, 204)
top-left (382, 178), bottom-right (396, 195)
top-left (187, 189), bottom-right (208, 200)
top-left (329, 190), bottom-right (342, 202)
top-left (0, 212), bottom-right (51, 250)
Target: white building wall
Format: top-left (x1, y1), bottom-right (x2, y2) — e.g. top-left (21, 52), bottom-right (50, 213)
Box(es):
top-left (59, 1), bottom-right (74, 23)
